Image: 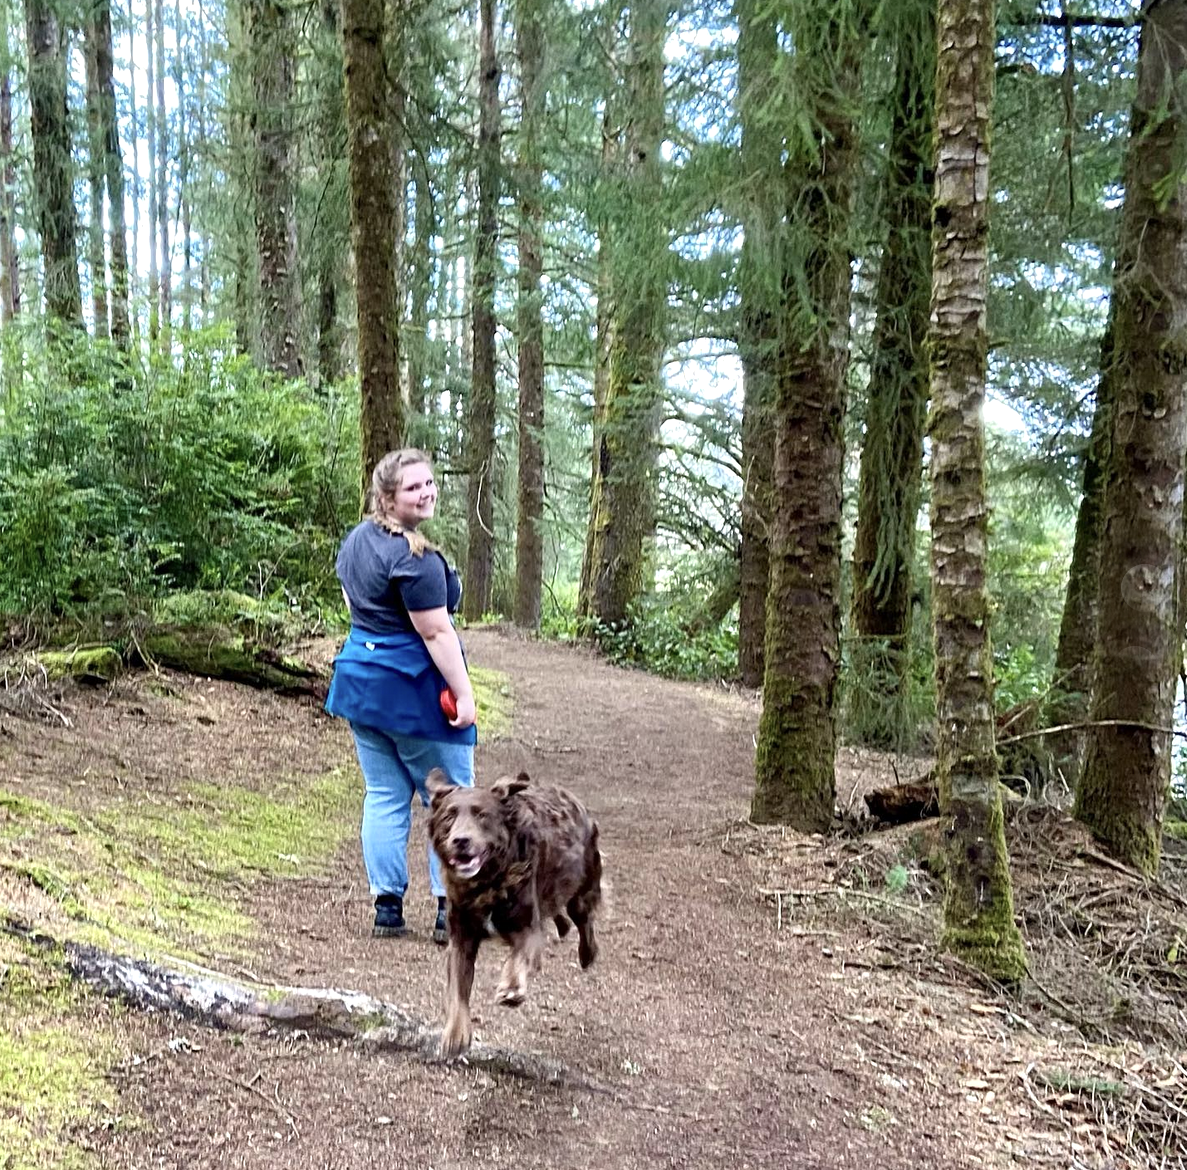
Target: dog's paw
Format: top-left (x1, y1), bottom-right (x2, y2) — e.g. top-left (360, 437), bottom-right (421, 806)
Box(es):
top-left (439, 1015), bottom-right (473, 1059)
top-left (494, 984), bottom-right (526, 1008)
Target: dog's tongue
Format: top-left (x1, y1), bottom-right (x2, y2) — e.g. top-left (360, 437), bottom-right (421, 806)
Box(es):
top-left (454, 856), bottom-right (483, 879)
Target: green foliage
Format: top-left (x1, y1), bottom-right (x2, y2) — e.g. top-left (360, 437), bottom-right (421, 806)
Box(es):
top-left (592, 595), bottom-right (738, 682)
top-left (0, 327), bottom-right (359, 625)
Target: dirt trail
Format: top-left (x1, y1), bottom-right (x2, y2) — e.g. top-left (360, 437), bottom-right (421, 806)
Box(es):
top-left (29, 629), bottom-right (1024, 1168)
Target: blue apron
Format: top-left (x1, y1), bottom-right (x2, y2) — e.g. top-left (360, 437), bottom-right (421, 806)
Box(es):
top-left (324, 628), bottom-right (478, 745)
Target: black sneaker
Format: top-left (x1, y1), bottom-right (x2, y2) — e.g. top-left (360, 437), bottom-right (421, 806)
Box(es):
top-left (432, 897), bottom-right (448, 946)
top-left (373, 894), bottom-right (407, 938)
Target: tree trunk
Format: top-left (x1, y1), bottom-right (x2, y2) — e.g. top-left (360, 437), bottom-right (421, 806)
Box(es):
top-left (93, 0), bottom-right (130, 347)
top-left (315, 0), bottom-right (344, 387)
top-left (342, 0), bottom-right (404, 503)
top-left (176, 0), bottom-right (191, 335)
top-left (928, 0), bottom-right (1025, 981)
top-left (751, 0), bottom-right (870, 830)
top-left (578, 49), bottom-right (621, 620)
top-left (848, 0), bottom-right (934, 739)
top-left (155, 0), bottom-right (171, 350)
top-left (0, 41), bottom-right (20, 323)
top-left (1075, 0), bottom-right (1187, 878)
top-left (514, 0), bottom-right (545, 630)
top-left (127, 0), bottom-right (140, 339)
top-left (25, 0), bottom-right (82, 328)
top-left (1046, 323), bottom-right (1115, 788)
top-left (84, 27), bottom-right (109, 339)
top-left (249, 0), bottom-right (302, 377)
top-left (735, 0), bottom-right (779, 687)
top-left (580, 0), bottom-right (667, 629)
top-left (462, 0), bottom-right (501, 622)
top-left (146, 0), bottom-right (159, 345)
top-left (406, 165), bottom-right (435, 413)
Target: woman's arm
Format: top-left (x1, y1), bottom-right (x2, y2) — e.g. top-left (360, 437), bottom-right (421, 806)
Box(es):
top-left (408, 606), bottom-right (477, 729)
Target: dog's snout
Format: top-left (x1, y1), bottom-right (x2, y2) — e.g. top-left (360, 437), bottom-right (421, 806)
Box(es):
top-left (451, 834), bottom-right (472, 854)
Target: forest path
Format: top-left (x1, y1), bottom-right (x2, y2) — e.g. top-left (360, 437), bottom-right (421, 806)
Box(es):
top-left (54, 629), bottom-right (1028, 1168)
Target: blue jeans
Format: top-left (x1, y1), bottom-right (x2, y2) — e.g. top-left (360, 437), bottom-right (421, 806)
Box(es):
top-left (348, 723), bottom-right (475, 899)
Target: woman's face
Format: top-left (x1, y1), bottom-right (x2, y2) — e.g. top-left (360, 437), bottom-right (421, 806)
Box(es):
top-left (389, 461), bottom-right (438, 529)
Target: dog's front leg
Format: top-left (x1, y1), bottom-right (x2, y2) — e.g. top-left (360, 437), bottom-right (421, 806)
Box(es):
top-left (441, 928), bottom-right (481, 1058)
top-left (495, 924), bottom-right (545, 1007)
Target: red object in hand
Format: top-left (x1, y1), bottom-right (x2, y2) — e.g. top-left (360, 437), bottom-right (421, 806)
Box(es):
top-left (440, 687), bottom-right (458, 720)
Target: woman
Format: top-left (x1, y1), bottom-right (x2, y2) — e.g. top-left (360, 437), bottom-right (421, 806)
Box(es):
top-left (325, 448), bottom-right (477, 943)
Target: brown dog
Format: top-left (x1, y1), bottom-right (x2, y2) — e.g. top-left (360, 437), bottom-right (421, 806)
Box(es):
top-left (426, 768), bottom-right (602, 1058)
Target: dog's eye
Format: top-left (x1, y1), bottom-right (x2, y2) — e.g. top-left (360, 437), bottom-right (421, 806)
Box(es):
top-left (440, 809), bottom-right (456, 828)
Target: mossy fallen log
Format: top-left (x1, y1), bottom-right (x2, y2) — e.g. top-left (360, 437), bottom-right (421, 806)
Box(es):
top-left (133, 628), bottom-right (328, 698)
top-left (37, 647), bottom-right (124, 685)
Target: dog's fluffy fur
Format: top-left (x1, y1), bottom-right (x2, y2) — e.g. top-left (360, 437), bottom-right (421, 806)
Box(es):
top-left (426, 769), bottom-right (602, 1058)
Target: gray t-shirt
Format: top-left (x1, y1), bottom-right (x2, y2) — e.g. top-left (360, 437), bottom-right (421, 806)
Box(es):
top-left (336, 521), bottom-right (463, 634)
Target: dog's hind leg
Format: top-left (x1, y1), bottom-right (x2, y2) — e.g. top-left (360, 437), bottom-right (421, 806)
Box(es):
top-left (553, 913), bottom-right (572, 937)
top-left (441, 927), bottom-right (481, 1058)
top-left (569, 839), bottom-right (603, 969)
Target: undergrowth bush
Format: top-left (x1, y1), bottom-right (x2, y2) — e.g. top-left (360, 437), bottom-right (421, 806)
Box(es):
top-left (591, 596), bottom-right (738, 682)
top-left (0, 327), bottom-right (359, 627)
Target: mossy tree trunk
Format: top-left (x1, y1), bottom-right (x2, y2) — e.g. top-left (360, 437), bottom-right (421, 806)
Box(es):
top-left (462, 0), bottom-right (501, 623)
top-left (342, 0), bottom-right (404, 504)
top-left (579, 0), bottom-right (667, 629)
top-left (249, 0), bottom-right (302, 378)
top-left (314, 0), bottom-right (345, 387)
top-left (928, 0), bottom-right (1025, 981)
top-left (751, 0), bottom-right (871, 830)
top-left (25, 0), bottom-right (82, 329)
top-left (848, 0), bottom-right (934, 740)
top-left (514, 0), bottom-right (546, 630)
top-left (92, 0), bottom-right (130, 347)
top-left (1075, 0), bottom-right (1187, 878)
top-left (1, 23), bottom-right (20, 324)
top-left (1045, 322), bottom-right (1115, 788)
top-left (83, 27), bottom-right (109, 340)
top-left (735, 0), bottom-right (779, 688)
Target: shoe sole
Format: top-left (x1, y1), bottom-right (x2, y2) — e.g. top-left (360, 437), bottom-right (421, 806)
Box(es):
top-left (373, 924), bottom-right (407, 938)
top-left (432, 928), bottom-right (448, 946)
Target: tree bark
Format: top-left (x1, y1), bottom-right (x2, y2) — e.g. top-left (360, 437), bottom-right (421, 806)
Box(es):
top-left (734, 0), bottom-right (779, 688)
top-left (406, 164), bottom-right (435, 413)
top-left (146, 0), bottom-right (160, 345)
top-left (315, 0), bottom-right (345, 387)
top-left (0, 35), bottom-right (21, 324)
top-left (93, 0), bottom-right (130, 347)
top-left (1075, 0), bottom-right (1187, 878)
top-left (1046, 323), bottom-right (1115, 788)
top-left (462, 0), bottom-right (502, 622)
top-left (579, 0), bottom-right (667, 629)
top-left (751, 0), bottom-right (870, 830)
top-left (848, 0), bottom-right (934, 737)
top-left (514, 0), bottom-right (546, 630)
top-left (84, 26), bottom-right (109, 339)
top-left (928, 0), bottom-right (1025, 980)
top-left (342, 0), bottom-right (404, 503)
top-left (155, 0), bottom-right (171, 350)
top-left (25, 0), bottom-right (82, 328)
top-left (249, 0), bottom-right (302, 377)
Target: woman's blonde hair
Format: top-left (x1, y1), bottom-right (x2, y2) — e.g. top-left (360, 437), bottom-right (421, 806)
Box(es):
top-left (366, 447), bottom-right (436, 555)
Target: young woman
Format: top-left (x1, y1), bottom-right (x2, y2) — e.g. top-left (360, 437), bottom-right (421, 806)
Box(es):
top-left (325, 448), bottom-right (476, 942)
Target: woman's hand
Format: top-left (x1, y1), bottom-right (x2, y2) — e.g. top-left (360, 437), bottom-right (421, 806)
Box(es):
top-left (449, 692), bottom-right (477, 730)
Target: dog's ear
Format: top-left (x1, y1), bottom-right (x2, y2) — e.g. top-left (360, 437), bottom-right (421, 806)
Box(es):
top-left (426, 768), bottom-right (453, 803)
top-left (491, 772), bottom-right (530, 800)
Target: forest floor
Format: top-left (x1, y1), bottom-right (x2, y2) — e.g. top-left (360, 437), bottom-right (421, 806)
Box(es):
top-left (2, 627), bottom-right (1187, 1169)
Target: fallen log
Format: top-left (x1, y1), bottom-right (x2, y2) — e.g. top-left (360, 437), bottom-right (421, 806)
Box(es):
top-left (865, 776), bottom-right (1024, 826)
top-left (864, 778), bottom-right (939, 824)
top-left (132, 627), bottom-right (328, 698)
top-left (1, 914), bottom-right (574, 1085)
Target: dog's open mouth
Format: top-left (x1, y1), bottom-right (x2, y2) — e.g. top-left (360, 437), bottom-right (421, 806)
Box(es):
top-left (450, 852), bottom-right (485, 880)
